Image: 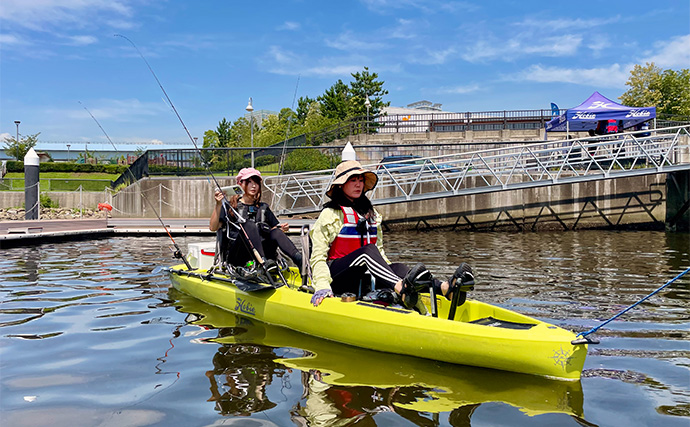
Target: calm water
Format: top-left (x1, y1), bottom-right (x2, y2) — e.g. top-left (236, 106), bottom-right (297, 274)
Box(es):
top-left (1, 231), bottom-right (688, 427)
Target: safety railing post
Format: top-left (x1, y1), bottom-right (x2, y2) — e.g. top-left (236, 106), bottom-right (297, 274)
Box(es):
top-left (80, 185), bottom-right (83, 219)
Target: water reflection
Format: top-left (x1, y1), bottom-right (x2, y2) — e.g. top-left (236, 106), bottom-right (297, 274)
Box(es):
top-left (0, 233), bottom-right (687, 426)
top-left (173, 289), bottom-right (586, 426)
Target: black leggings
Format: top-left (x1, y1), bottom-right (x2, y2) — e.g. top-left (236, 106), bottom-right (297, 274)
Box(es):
top-left (328, 244), bottom-right (444, 296)
top-left (226, 221), bottom-right (300, 267)
top-left (328, 244), bottom-right (409, 295)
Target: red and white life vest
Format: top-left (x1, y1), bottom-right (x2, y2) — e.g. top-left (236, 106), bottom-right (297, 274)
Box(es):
top-left (327, 206), bottom-right (378, 260)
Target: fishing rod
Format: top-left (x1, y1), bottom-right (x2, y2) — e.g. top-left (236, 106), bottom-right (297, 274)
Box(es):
top-left (79, 101), bottom-right (193, 271)
top-left (114, 34), bottom-right (277, 285)
top-left (572, 266), bottom-right (690, 345)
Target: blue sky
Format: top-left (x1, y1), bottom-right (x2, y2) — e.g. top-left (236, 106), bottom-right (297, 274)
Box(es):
top-left (1, 0), bottom-right (689, 151)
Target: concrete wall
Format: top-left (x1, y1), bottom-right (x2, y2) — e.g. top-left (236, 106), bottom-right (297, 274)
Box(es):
top-left (375, 174), bottom-right (667, 231)
top-left (110, 176), bottom-right (237, 218)
top-left (109, 173), bottom-right (670, 231)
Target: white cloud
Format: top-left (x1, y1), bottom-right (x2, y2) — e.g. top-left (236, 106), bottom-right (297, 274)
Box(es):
top-left (516, 16), bottom-right (621, 32)
top-left (65, 35), bottom-right (98, 46)
top-left (437, 84), bottom-right (481, 94)
top-left (0, 0), bottom-right (133, 31)
top-left (516, 63), bottom-right (630, 88)
top-left (325, 31), bottom-right (386, 51)
top-left (0, 33), bottom-right (30, 46)
top-left (407, 47), bottom-right (456, 65)
top-left (59, 99), bottom-right (171, 123)
top-left (267, 46), bottom-right (301, 66)
top-left (277, 21), bottom-right (300, 31)
top-left (462, 34), bottom-right (582, 63)
top-left (360, 0), bottom-right (477, 14)
top-left (643, 34), bottom-right (690, 68)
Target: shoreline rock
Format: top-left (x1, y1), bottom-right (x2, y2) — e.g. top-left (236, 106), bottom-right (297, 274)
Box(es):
top-left (0, 208), bottom-right (107, 221)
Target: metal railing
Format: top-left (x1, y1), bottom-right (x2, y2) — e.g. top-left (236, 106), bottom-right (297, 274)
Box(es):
top-left (264, 125), bottom-right (690, 215)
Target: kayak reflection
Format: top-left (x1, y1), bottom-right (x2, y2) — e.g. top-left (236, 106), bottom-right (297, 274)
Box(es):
top-left (171, 289), bottom-right (586, 424)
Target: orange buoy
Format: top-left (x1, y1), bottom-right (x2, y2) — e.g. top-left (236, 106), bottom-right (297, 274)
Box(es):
top-left (98, 203), bottom-right (113, 211)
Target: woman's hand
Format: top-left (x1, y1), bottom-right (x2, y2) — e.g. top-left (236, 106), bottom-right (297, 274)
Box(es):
top-left (311, 289), bottom-right (333, 307)
top-left (214, 190), bottom-right (225, 204)
top-left (279, 222), bottom-right (289, 233)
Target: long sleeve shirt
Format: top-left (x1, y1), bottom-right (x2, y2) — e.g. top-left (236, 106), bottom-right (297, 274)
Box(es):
top-left (309, 207), bottom-right (389, 292)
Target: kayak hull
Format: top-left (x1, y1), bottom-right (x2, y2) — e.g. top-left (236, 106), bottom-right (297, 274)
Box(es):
top-left (168, 265), bottom-right (587, 379)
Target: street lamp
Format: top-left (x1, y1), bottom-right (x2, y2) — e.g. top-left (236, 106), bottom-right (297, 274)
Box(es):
top-left (14, 120), bottom-right (20, 143)
top-left (245, 97), bottom-right (255, 168)
top-left (66, 144), bottom-right (71, 162)
top-left (364, 95), bottom-right (371, 135)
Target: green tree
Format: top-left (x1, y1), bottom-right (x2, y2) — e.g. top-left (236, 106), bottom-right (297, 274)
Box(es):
top-left (318, 79), bottom-right (350, 121)
top-left (296, 96), bottom-right (315, 124)
top-left (620, 63), bottom-right (663, 109)
top-left (620, 62), bottom-right (690, 118)
top-left (215, 118), bottom-right (232, 147)
top-left (283, 148), bottom-right (335, 172)
top-left (658, 68), bottom-right (690, 117)
top-left (2, 132), bottom-right (40, 161)
top-left (349, 66), bottom-right (390, 117)
top-left (202, 129), bottom-right (220, 148)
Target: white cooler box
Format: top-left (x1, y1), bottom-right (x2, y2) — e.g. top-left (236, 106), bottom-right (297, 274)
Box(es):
top-left (186, 241), bottom-right (217, 270)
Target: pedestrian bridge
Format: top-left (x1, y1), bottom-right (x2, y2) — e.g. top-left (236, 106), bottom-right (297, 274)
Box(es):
top-left (264, 125), bottom-right (690, 217)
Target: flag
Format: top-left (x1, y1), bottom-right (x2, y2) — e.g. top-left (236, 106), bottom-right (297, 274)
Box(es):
top-left (551, 103), bottom-right (560, 117)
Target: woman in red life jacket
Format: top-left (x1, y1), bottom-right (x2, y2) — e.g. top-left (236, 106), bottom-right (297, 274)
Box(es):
top-left (309, 160), bottom-right (474, 308)
top-left (210, 167), bottom-right (302, 269)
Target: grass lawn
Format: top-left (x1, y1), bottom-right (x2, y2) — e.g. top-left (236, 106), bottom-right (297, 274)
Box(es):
top-left (5, 172), bottom-right (120, 180)
top-left (2, 172), bottom-right (119, 191)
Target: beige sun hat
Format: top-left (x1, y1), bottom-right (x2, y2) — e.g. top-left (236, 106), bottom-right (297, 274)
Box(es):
top-left (326, 160), bottom-right (378, 198)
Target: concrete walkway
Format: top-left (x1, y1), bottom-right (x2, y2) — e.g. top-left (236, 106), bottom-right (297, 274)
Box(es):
top-left (0, 217), bottom-right (315, 248)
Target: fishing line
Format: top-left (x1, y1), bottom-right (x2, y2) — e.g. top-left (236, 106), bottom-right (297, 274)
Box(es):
top-left (573, 266), bottom-right (690, 344)
top-left (79, 101), bottom-right (193, 270)
top-left (115, 34), bottom-right (276, 284)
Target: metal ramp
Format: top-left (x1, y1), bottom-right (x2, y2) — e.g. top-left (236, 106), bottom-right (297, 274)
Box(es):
top-left (264, 125), bottom-right (690, 216)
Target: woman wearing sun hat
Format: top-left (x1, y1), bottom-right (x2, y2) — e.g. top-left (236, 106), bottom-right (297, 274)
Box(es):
top-left (210, 167), bottom-right (302, 269)
top-left (309, 160), bottom-right (476, 308)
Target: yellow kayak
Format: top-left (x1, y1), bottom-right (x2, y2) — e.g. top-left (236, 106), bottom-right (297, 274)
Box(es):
top-left (172, 290), bottom-right (585, 418)
top-left (168, 264), bottom-right (587, 380)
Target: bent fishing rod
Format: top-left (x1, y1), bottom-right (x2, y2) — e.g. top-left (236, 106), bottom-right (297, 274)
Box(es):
top-left (572, 266), bottom-right (690, 345)
top-left (79, 101), bottom-right (193, 271)
top-left (115, 34), bottom-right (276, 285)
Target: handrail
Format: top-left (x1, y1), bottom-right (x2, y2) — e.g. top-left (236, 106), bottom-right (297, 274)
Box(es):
top-left (263, 125), bottom-right (690, 215)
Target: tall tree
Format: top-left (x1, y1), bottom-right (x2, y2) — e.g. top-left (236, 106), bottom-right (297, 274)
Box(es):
top-left (620, 62), bottom-right (690, 117)
top-left (658, 68), bottom-right (690, 117)
top-left (318, 79), bottom-right (350, 121)
top-left (349, 66), bottom-right (389, 117)
top-left (296, 96), bottom-right (315, 124)
top-left (2, 132), bottom-right (40, 161)
top-left (619, 63), bottom-right (663, 109)
top-left (215, 118), bottom-right (232, 147)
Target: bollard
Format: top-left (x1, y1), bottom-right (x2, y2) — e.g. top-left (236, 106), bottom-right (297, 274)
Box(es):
top-left (24, 148), bottom-right (39, 220)
top-left (342, 141), bottom-right (356, 161)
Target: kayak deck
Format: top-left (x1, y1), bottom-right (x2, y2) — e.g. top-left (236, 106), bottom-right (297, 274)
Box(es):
top-left (168, 264), bottom-right (587, 379)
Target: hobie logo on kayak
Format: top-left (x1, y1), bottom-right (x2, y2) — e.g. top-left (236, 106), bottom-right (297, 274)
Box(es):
top-left (235, 297), bottom-right (255, 316)
top-left (573, 112), bottom-right (596, 120)
top-left (625, 109), bottom-right (651, 118)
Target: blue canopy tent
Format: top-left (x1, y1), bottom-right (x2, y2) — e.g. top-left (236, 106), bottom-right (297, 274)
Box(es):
top-left (545, 91), bottom-right (656, 137)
